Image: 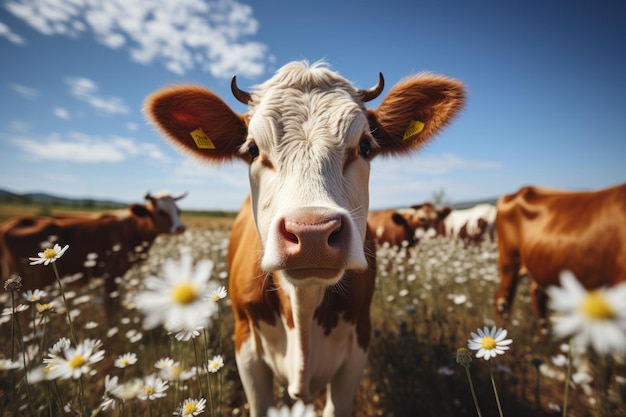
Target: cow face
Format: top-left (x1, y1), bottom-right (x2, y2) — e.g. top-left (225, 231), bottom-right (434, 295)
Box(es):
top-left (144, 192), bottom-right (187, 235)
top-left (145, 61), bottom-right (464, 285)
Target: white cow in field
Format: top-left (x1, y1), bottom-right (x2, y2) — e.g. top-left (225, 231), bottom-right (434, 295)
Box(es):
top-left (438, 203), bottom-right (496, 243)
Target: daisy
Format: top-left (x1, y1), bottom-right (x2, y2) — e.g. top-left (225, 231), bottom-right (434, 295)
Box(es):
top-left (134, 253), bottom-right (217, 331)
top-left (207, 285), bottom-right (227, 302)
top-left (468, 326), bottom-right (513, 360)
top-left (267, 400), bottom-right (316, 417)
top-left (172, 324), bottom-right (203, 341)
top-left (137, 374), bottom-right (169, 400)
top-left (48, 338), bottom-right (105, 380)
top-left (114, 352), bottom-right (138, 368)
top-left (0, 359), bottom-right (22, 371)
top-left (174, 398), bottom-right (206, 416)
top-left (207, 355), bottom-right (224, 373)
top-left (22, 289), bottom-right (48, 303)
top-left (547, 270), bottom-right (626, 354)
top-left (29, 244), bottom-right (69, 266)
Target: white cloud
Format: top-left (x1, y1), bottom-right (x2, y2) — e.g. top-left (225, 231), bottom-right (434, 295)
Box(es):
top-left (53, 107), bottom-right (71, 119)
top-left (65, 76), bottom-right (130, 115)
top-left (5, 0), bottom-right (272, 78)
top-left (372, 152), bottom-right (502, 177)
top-left (10, 131), bottom-right (170, 163)
top-left (0, 20), bottom-right (26, 44)
top-left (10, 83), bottom-right (38, 99)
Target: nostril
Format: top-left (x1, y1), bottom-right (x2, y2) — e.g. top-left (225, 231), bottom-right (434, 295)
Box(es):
top-left (280, 219), bottom-right (299, 244)
top-left (327, 224), bottom-right (343, 248)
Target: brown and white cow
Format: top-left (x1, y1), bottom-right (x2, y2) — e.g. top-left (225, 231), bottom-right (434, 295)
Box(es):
top-left (436, 203), bottom-right (496, 243)
top-left (145, 61), bottom-right (464, 416)
top-left (0, 192), bottom-right (186, 297)
top-left (494, 183), bottom-right (626, 325)
top-left (367, 203), bottom-right (441, 248)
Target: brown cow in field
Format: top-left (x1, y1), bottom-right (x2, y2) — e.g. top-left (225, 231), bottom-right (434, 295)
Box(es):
top-left (145, 60), bottom-right (464, 417)
top-left (0, 192), bottom-right (186, 297)
top-left (367, 203), bottom-right (442, 248)
top-left (494, 183), bottom-right (626, 325)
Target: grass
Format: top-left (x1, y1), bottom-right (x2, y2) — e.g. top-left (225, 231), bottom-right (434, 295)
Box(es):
top-left (1, 208), bottom-right (625, 416)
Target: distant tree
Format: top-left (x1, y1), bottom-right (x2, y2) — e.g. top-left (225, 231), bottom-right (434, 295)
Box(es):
top-left (431, 188), bottom-right (451, 208)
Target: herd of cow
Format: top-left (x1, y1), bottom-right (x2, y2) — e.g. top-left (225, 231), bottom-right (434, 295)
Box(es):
top-left (1, 61), bottom-right (624, 417)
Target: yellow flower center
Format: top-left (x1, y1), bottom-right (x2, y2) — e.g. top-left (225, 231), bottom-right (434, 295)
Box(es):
top-left (122, 358), bottom-right (130, 365)
top-left (580, 291), bottom-right (614, 319)
top-left (171, 282), bottom-right (197, 304)
top-left (184, 403), bottom-right (197, 414)
top-left (144, 386), bottom-right (155, 396)
top-left (481, 336), bottom-right (497, 350)
top-left (211, 362), bottom-right (220, 370)
top-left (43, 248), bottom-right (57, 259)
top-left (69, 354), bottom-right (86, 369)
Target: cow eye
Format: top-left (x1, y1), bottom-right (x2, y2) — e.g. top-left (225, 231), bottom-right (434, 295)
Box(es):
top-left (248, 142), bottom-right (260, 160)
top-left (358, 138), bottom-right (371, 158)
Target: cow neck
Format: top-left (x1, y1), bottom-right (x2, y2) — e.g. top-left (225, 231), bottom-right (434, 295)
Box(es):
top-left (277, 275), bottom-right (327, 399)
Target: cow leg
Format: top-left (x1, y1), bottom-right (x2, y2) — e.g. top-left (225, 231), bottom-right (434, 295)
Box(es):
top-left (323, 347), bottom-right (367, 417)
top-left (494, 253), bottom-right (521, 326)
top-left (529, 282), bottom-right (549, 330)
top-left (235, 337), bottom-right (274, 417)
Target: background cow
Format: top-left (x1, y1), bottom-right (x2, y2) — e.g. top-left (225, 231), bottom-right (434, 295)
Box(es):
top-left (0, 192), bottom-right (186, 298)
top-left (434, 203), bottom-right (496, 243)
top-left (367, 203), bottom-right (441, 248)
top-left (494, 183), bottom-right (626, 325)
top-left (145, 61), bottom-right (464, 416)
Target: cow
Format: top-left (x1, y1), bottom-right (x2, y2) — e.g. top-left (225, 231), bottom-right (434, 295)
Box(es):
top-left (436, 203), bottom-right (496, 243)
top-left (367, 203), bottom-right (442, 248)
top-left (494, 183), bottom-right (626, 325)
top-left (145, 60), bottom-right (465, 417)
top-left (0, 192), bottom-right (186, 298)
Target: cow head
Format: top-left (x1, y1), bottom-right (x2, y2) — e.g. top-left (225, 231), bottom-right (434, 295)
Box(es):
top-left (143, 191), bottom-right (187, 234)
top-left (145, 61), bottom-right (464, 285)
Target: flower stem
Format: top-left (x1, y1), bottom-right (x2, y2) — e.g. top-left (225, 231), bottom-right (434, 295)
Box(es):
top-left (52, 262), bottom-right (78, 345)
top-left (488, 361), bottom-right (504, 417)
top-left (463, 365), bottom-right (483, 417)
top-left (562, 339), bottom-right (573, 417)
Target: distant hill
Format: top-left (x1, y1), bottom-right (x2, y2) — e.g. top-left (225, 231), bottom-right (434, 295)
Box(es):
top-left (0, 188), bottom-right (127, 209)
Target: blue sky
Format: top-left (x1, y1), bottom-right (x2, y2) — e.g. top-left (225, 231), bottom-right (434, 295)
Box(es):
top-left (1, 0), bottom-right (624, 210)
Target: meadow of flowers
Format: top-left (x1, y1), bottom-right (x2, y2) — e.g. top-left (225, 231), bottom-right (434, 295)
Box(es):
top-left (1, 217), bottom-right (625, 417)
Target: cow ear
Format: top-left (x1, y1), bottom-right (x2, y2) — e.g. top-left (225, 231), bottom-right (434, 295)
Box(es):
top-left (367, 73), bottom-right (465, 157)
top-left (439, 206), bottom-right (453, 219)
top-left (129, 204), bottom-right (151, 218)
top-left (144, 85), bottom-right (248, 163)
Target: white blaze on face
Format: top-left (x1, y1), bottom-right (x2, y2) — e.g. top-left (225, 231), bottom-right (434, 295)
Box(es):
top-left (242, 64), bottom-right (373, 282)
top-left (151, 193), bottom-right (186, 234)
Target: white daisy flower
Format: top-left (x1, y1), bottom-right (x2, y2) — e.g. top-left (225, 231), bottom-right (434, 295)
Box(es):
top-left (114, 352), bottom-right (138, 368)
top-left (134, 253), bottom-right (217, 331)
top-left (175, 398), bottom-right (206, 416)
top-left (22, 289), bottom-right (47, 303)
top-left (29, 244), bottom-right (69, 266)
top-left (267, 400), bottom-right (316, 417)
top-left (547, 270), bottom-right (626, 354)
top-left (137, 374), bottom-right (169, 400)
top-left (207, 285), bottom-right (227, 302)
top-left (207, 355), bottom-right (224, 373)
top-left (48, 338), bottom-right (105, 380)
top-left (467, 326), bottom-right (513, 360)
top-left (172, 324), bottom-right (203, 342)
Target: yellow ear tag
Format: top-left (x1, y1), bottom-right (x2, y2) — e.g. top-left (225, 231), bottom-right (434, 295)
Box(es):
top-left (403, 120), bottom-right (425, 141)
top-left (190, 127), bottom-right (216, 149)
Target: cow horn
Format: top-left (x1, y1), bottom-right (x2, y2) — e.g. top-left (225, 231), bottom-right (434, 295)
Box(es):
top-left (173, 191), bottom-right (188, 201)
top-left (358, 72), bottom-right (385, 102)
top-left (231, 76), bottom-right (251, 104)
